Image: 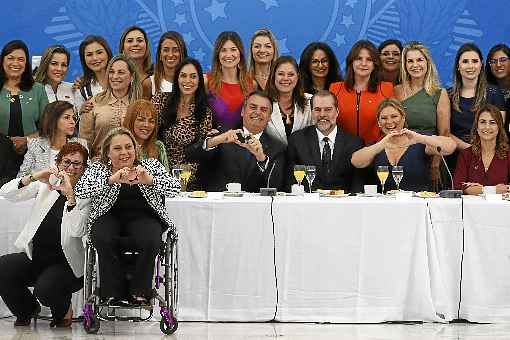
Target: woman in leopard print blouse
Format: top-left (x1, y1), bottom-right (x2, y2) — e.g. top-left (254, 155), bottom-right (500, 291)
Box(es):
top-left (159, 58), bottom-right (212, 190)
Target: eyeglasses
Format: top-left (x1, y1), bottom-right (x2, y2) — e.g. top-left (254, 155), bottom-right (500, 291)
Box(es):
top-left (311, 58), bottom-right (329, 67)
top-left (489, 57), bottom-right (509, 65)
top-left (61, 159), bottom-right (83, 169)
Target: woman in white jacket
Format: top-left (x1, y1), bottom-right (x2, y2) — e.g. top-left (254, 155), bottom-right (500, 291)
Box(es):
top-left (0, 142), bottom-right (89, 328)
top-left (265, 56), bottom-right (313, 145)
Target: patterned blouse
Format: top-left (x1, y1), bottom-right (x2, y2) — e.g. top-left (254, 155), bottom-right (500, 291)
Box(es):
top-left (160, 103), bottom-right (213, 189)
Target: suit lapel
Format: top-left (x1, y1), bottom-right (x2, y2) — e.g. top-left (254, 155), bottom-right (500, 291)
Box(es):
top-left (331, 128), bottom-right (344, 168)
top-left (306, 127), bottom-right (322, 166)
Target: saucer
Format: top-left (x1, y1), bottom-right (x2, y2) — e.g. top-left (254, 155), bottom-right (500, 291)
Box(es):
top-left (223, 191), bottom-right (245, 197)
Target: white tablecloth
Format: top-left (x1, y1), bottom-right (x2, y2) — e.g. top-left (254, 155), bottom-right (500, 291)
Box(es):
top-left (168, 196), bottom-right (277, 321)
top-left (272, 196), bottom-right (450, 323)
top-left (460, 198), bottom-right (510, 322)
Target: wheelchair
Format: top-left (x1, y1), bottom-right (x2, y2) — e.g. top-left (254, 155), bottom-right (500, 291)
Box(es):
top-left (81, 229), bottom-right (178, 335)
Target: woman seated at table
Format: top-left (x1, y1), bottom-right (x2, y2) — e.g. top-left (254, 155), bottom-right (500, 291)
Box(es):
top-left (123, 99), bottom-right (169, 171)
top-left (75, 127), bottom-right (180, 305)
top-left (0, 142), bottom-right (89, 327)
top-left (351, 98), bottom-right (455, 192)
top-left (17, 100), bottom-right (87, 177)
top-left (453, 104), bottom-right (510, 194)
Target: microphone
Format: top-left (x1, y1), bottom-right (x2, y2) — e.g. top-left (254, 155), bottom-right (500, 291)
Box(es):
top-left (260, 159), bottom-right (277, 196)
top-left (437, 146), bottom-right (462, 198)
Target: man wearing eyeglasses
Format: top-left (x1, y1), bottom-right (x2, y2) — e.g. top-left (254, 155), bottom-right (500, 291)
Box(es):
top-left (286, 90), bottom-right (364, 193)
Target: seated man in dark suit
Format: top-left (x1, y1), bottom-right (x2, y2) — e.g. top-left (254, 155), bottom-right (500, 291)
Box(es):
top-left (287, 90), bottom-right (364, 193)
top-left (187, 90), bottom-right (286, 192)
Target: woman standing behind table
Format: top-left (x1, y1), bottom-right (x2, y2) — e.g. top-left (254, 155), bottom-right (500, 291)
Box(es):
top-left (265, 56), bottom-right (312, 145)
top-left (453, 104), bottom-right (510, 195)
top-left (485, 44), bottom-right (510, 135)
top-left (17, 101), bottom-right (87, 177)
top-left (34, 45), bottom-right (79, 110)
top-left (0, 40), bottom-right (49, 183)
top-left (248, 28), bottom-right (278, 91)
top-left (123, 99), bottom-right (169, 171)
top-left (448, 43), bottom-right (506, 171)
top-left (351, 98), bottom-right (455, 192)
top-left (75, 35), bottom-right (113, 120)
top-left (330, 40), bottom-right (394, 144)
top-left (79, 55), bottom-right (142, 159)
top-left (75, 127), bottom-right (180, 305)
top-left (206, 31), bottom-right (254, 129)
top-left (0, 142), bottom-right (89, 328)
top-left (394, 42), bottom-right (451, 190)
top-left (161, 58), bottom-right (212, 189)
top-left (119, 26), bottom-right (153, 82)
top-left (378, 39), bottom-right (403, 85)
top-left (298, 42), bottom-right (342, 94)
top-left (143, 32), bottom-right (187, 115)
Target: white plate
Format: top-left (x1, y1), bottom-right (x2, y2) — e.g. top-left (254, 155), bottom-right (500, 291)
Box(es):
top-left (320, 193), bottom-right (350, 198)
top-left (188, 193), bottom-right (208, 198)
top-left (223, 191), bottom-right (245, 197)
top-left (357, 193), bottom-right (383, 197)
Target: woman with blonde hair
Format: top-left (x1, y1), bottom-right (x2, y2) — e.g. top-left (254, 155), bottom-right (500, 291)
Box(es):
top-left (79, 55), bottom-right (142, 158)
top-left (206, 31), bottom-right (255, 129)
top-left (394, 41), bottom-right (451, 190)
top-left (351, 98), bottom-right (455, 192)
top-left (123, 99), bottom-right (169, 170)
top-left (248, 28), bottom-right (278, 90)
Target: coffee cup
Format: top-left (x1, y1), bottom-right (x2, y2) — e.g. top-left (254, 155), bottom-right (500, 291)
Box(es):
top-left (226, 182), bottom-right (241, 192)
top-left (483, 186), bottom-right (496, 195)
top-left (291, 184), bottom-right (304, 195)
top-left (364, 184), bottom-right (377, 195)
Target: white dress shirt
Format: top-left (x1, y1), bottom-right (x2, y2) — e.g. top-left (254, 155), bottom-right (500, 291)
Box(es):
top-left (316, 126), bottom-right (338, 160)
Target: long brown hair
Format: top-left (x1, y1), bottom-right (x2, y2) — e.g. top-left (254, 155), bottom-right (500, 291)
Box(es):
top-left (265, 56), bottom-right (306, 111)
top-left (123, 99), bottom-right (159, 159)
top-left (344, 40), bottom-right (381, 93)
top-left (209, 31), bottom-right (251, 95)
top-left (470, 104), bottom-right (509, 159)
top-left (400, 42), bottom-right (441, 98)
top-left (450, 43), bottom-right (487, 113)
top-left (95, 54), bottom-right (142, 105)
top-left (119, 26), bottom-right (152, 77)
top-left (248, 28), bottom-right (279, 77)
top-left (154, 32), bottom-right (187, 93)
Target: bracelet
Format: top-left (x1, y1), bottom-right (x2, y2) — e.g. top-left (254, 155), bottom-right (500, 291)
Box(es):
top-left (28, 173), bottom-right (36, 182)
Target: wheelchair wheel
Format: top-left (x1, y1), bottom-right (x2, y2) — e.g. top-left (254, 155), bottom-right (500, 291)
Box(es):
top-left (159, 312), bottom-right (178, 335)
top-left (165, 233), bottom-right (178, 314)
top-left (83, 308), bottom-right (100, 334)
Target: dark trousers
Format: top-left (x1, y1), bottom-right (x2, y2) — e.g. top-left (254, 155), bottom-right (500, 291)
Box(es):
top-left (0, 252), bottom-right (82, 320)
top-left (91, 211), bottom-right (162, 298)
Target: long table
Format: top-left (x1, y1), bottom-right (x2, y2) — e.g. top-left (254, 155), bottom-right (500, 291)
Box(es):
top-left (1, 195), bottom-right (509, 323)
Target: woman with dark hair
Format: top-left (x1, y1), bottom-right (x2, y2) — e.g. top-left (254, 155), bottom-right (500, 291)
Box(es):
top-left (378, 39), bottom-right (403, 84)
top-left (76, 35), bottom-right (113, 116)
top-left (448, 43), bottom-right (505, 170)
top-left (75, 127), bottom-right (179, 305)
top-left (17, 100), bottom-right (87, 177)
top-left (123, 99), bottom-right (169, 170)
top-left (485, 44), bottom-right (510, 134)
top-left (351, 98), bottom-right (455, 192)
top-left (161, 58), bottom-right (212, 188)
top-left (143, 31), bottom-right (187, 114)
top-left (248, 28), bottom-right (279, 91)
top-left (0, 40), bottom-right (49, 181)
top-left (298, 42), bottom-right (342, 94)
top-left (34, 45), bottom-right (79, 110)
top-left (79, 55), bottom-right (142, 159)
top-left (453, 104), bottom-right (510, 194)
top-left (265, 56), bottom-right (312, 145)
top-left (206, 31), bottom-right (254, 129)
top-left (119, 26), bottom-right (153, 82)
top-left (0, 142), bottom-right (89, 328)
top-left (330, 40), bottom-right (393, 144)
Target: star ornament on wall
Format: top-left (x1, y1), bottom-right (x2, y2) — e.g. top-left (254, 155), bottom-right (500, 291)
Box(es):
top-left (333, 33), bottom-right (345, 47)
top-left (174, 13), bottom-right (187, 26)
top-left (205, 0), bottom-right (228, 22)
top-left (341, 15), bottom-right (354, 28)
top-left (259, 0), bottom-right (278, 10)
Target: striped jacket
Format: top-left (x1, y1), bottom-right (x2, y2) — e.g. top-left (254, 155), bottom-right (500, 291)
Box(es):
top-left (75, 158), bottom-right (180, 235)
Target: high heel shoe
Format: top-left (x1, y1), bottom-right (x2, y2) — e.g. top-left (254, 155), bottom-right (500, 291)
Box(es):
top-left (50, 305), bottom-right (73, 328)
top-left (14, 304), bottom-right (40, 327)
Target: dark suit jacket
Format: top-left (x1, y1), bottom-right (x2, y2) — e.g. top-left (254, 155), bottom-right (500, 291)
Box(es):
top-left (286, 125), bottom-right (364, 193)
top-left (186, 131), bottom-right (286, 192)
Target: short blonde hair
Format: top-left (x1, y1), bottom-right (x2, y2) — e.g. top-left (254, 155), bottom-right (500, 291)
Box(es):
top-left (100, 127), bottom-right (139, 165)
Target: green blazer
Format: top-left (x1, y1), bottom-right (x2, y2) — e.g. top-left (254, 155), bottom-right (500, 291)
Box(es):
top-left (0, 83), bottom-right (49, 136)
